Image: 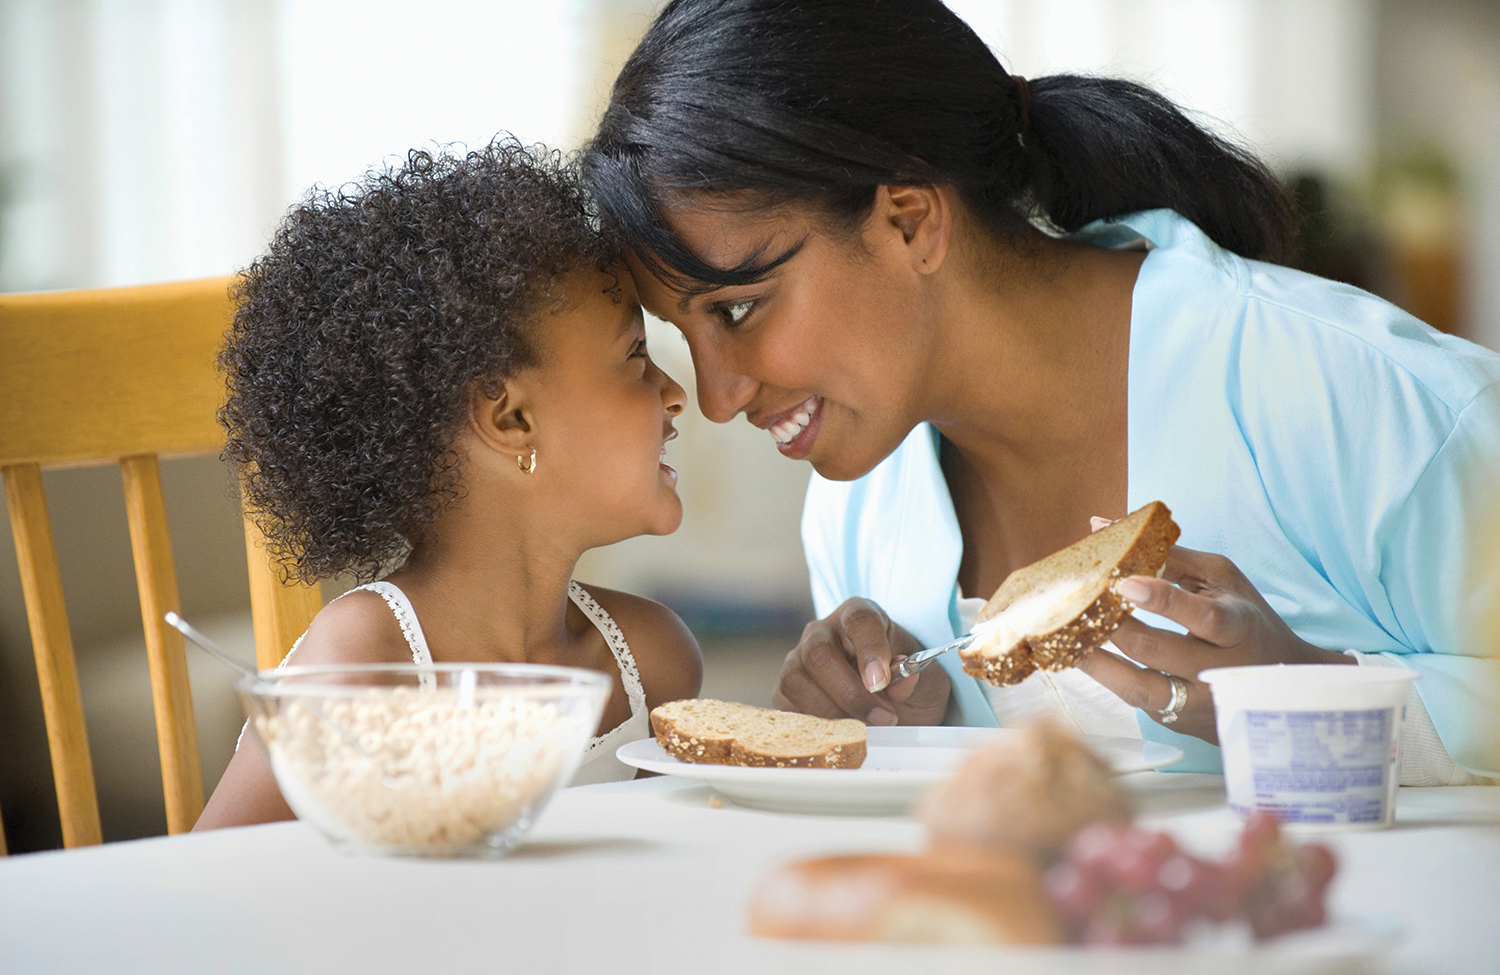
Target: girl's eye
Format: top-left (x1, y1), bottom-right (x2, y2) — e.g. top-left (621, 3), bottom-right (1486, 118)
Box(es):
top-left (629, 337), bottom-right (648, 359)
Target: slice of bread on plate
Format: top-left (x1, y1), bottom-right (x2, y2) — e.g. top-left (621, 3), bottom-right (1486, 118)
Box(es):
top-left (650, 699), bottom-right (867, 769)
top-left (960, 501), bottom-right (1180, 686)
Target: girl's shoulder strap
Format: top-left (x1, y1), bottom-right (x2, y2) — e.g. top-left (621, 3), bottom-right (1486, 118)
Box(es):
top-left (342, 580), bottom-right (436, 669)
top-left (566, 581), bottom-right (647, 715)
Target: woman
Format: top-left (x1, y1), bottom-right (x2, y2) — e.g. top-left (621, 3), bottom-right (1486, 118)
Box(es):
top-left (584, 0), bottom-right (1500, 781)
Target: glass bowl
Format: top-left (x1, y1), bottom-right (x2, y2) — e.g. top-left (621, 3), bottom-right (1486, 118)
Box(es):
top-left (237, 662), bottom-right (611, 857)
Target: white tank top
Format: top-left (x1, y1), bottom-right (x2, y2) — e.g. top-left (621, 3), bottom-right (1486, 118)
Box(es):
top-left (270, 579), bottom-right (649, 785)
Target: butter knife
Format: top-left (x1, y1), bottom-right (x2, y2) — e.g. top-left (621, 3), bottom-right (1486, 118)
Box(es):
top-left (894, 621), bottom-right (998, 680)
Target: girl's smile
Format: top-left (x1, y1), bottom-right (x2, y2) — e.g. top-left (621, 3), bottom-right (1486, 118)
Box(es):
top-left (525, 268), bottom-right (688, 542)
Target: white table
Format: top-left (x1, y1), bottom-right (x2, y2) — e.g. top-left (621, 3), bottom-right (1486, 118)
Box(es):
top-left (2, 774), bottom-right (1497, 974)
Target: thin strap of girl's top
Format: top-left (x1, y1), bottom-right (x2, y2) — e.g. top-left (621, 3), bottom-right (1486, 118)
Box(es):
top-left (352, 580), bottom-right (435, 664)
top-left (567, 581), bottom-right (647, 717)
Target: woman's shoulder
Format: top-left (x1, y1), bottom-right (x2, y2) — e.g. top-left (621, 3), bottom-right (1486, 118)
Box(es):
top-left (573, 583), bottom-right (702, 707)
top-left (280, 586), bottom-right (416, 667)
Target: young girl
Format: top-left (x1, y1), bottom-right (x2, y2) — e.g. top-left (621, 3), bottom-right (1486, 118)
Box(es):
top-left (196, 140), bottom-right (701, 829)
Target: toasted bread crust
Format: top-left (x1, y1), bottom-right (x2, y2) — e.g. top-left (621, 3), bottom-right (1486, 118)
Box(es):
top-left (650, 700), bottom-right (867, 769)
top-left (959, 501), bottom-right (1180, 686)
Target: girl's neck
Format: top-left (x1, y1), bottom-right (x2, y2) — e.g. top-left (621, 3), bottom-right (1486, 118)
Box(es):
top-left (381, 490), bottom-right (587, 667)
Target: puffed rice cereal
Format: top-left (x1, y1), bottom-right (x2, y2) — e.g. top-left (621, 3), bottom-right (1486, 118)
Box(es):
top-left (256, 686), bottom-right (584, 850)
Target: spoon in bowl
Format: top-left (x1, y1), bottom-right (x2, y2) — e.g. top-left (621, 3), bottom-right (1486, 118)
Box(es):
top-left (164, 612), bottom-right (398, 786)
top-left (164, 611), bottom-right (255, 677)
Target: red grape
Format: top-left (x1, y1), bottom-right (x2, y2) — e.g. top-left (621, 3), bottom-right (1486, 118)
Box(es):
top-left (1044, 811), bottom-right (1337, 946)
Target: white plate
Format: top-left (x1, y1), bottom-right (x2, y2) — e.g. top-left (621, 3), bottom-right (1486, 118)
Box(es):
top-left (616, 726), bottom-right (1183, 815)
top-left (745, 916), bottom-right (1399, 974)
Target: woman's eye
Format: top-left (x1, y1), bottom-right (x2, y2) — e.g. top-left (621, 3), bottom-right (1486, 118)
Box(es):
top-left (717, 299), bottom-right (754, 327)
top-left (629, 337), bottom-right (648, 358)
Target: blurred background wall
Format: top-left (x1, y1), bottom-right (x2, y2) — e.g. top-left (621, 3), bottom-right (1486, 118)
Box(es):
top-left (2, 0), bottom-right (1497, 852)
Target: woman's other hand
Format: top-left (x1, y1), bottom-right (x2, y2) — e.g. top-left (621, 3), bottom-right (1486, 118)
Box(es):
top-left (1076, 538), bottom-right (1353, 742)
top-left (773, 598), bottom-right (951, 726)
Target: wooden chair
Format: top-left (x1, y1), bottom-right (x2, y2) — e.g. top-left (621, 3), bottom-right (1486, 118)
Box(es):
top-left (0, 277), bottom-right (323, 851)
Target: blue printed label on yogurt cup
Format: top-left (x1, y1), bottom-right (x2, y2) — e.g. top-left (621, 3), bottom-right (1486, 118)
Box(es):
top-left (1225, 708), bottom-right (1399, 826)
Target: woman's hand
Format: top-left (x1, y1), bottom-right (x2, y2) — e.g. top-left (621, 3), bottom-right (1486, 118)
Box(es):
top-left (1075, 533), bottom-right (1352, 743)
top-left (773, 598), bottom-right (952, 727)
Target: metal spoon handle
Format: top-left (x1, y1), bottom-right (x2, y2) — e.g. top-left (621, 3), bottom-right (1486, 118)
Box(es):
top-left (164, 611), bottom-right (257, 678)
top-left (168, 611), bottom-right (398, 787)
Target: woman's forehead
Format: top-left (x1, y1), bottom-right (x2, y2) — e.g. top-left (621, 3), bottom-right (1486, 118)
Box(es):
top-left (626, 198), bottom-right (818, 303)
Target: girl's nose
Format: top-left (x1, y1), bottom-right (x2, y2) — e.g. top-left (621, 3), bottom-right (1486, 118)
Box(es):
top-left (660, 368), bottom-right (687, 416)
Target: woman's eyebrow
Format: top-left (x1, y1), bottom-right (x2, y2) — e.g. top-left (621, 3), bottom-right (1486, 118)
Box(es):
top-left (673, 235), bottom-right (806, 312)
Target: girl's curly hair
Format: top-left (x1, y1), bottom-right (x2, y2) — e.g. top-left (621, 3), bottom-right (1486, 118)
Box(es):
top-left (220, 139), bottom-right (614, 584)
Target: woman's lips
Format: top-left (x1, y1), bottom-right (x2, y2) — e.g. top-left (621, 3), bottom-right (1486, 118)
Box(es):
top-left (765, 396), bottom-right (822, 459)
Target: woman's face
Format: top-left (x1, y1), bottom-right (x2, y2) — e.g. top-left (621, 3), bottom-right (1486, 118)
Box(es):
top-left (630, 202), bottom-right (935, 482)
top-left (528, 269), bottom-right (687, 541)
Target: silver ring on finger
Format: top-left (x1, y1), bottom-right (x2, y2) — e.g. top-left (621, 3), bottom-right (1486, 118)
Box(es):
top-left (1157, 674), bottom-right (1189, 725)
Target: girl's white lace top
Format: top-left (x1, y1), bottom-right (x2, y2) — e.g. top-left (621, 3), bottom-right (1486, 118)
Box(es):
top-left (250, 580), bottom-right (648, 785)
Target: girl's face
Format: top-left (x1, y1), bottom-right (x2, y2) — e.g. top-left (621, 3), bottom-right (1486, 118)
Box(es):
top-left (529, 269), bottom-right (687, 541)
top-left (630, 201), bottom-right (935, 482)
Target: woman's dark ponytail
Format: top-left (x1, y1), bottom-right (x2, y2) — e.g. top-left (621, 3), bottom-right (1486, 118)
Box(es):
top-left (586, 0), bottom-right (1296, 283)
top-left (1024, 76), bottom-right (1296, 262)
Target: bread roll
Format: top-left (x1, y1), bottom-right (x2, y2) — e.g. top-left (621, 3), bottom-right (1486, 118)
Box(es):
top-left (650, 699), bottom-right (866, 768)
top-left (960, 500), bottom-right (1180, 685)
top-left (747, 849), bottom-right (1064, 945)
top-left (916, 721), bottom-right (1133, 860)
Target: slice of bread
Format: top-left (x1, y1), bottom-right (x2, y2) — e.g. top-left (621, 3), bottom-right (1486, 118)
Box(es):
top-left (959, 501), bottom-right (1180, 686)
top-left (650, 699), bottom-right (867, 769)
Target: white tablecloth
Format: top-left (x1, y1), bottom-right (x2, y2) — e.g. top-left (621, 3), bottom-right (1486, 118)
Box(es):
top-left (2, 775), bottom-right (1497, 974)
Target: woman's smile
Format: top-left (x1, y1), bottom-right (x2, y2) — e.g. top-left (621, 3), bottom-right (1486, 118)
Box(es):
top-left (757, 395), bottom-right (823, 458)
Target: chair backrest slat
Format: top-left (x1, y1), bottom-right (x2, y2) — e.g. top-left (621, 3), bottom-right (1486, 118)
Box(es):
top-left (1, 278), bottom-right (321, 851)
top-left (2, 462), bottom-right (104, 848)
top-left (121, 454), bottom-right (204, 833)
top-left (244, 515), bottom-right (326, 671)
top-left (0, 280), bottom-right (229, 468)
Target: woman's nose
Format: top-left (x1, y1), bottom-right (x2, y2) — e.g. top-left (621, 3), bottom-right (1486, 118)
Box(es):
top-left (691, 349), bottom-right (757, 424)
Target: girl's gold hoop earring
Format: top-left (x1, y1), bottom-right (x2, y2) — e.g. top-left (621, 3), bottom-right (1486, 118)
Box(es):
top-left (517, 447), bottom-right (537, 474)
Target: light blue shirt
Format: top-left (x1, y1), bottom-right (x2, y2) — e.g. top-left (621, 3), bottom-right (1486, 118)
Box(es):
top-left (802, 209), bottom-right (1500, 776)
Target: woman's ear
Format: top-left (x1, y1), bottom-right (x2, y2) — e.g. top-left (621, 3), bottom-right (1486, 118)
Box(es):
top-left (880, 183), bottom-right (951, 275)
top-left (466, 378), bottom-right (534, 456)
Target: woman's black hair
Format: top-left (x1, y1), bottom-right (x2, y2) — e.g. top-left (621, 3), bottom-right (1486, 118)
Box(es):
top-left (585, 0), bottom-right (1296, 286)
top-left (220, 139), bottom-right (613, 584)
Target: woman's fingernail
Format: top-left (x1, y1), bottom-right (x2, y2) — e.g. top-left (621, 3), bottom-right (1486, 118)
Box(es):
top-left (1118, 578), bottom-right (1152, 604)
top-left (1091, 516), bottom-right (1112, 531)
top-left (868, 707), bottom-right (897, 726)
top-left (864, 660), bottom-right (889, 693)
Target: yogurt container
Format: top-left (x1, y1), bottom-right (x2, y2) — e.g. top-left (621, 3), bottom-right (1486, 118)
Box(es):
top-left (1201, 664), bottom-right (1418, 832)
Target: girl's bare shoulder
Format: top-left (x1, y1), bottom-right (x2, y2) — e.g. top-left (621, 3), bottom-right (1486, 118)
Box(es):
top-left (575, 584), bottom-right (702, 708)
top-left (279, 587), bottom-right (418, 668)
